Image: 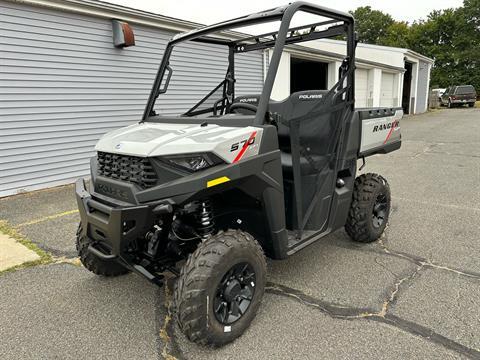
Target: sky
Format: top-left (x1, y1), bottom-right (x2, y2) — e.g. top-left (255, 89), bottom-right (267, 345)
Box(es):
top-left (108, 0), bottom-right (464, 24)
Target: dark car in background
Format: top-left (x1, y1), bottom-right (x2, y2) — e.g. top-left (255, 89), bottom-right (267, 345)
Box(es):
top-left (441, 85), bottom-right (477, 108)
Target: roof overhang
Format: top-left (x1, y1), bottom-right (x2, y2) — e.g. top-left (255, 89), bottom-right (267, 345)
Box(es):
top-left (7, 0), bottom-right (226, 34)
top-left (283, 45), bottom-right (406, 73)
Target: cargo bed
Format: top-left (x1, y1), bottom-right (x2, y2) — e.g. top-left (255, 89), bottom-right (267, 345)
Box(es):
top-left (356, 107), bottom-right (402, 157)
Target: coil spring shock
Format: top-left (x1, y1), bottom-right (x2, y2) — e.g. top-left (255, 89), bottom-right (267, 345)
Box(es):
top-left (195, 200), bottom-right (214, 239)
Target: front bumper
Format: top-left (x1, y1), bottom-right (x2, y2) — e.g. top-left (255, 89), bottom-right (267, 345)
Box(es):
top-left (75, 178), bottom-right (153, 260)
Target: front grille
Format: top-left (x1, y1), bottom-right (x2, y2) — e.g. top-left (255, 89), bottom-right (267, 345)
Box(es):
top-left (97, 152), bottom-right (157, 188)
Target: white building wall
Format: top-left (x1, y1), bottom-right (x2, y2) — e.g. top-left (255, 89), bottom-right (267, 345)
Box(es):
top-left (415, 60), bottom-right (430, 114)
top-left (327, 61), bottom-right (342, 89)
top-left (0, 0), bottom-right (264, 197)
top-left (410, 62), bottom-right (419, 114)
top-left (370, 69), bottom-right (382, 107)
top-left (355, 68), bottom-right (369, 107)
top-left (269, 50), bottom-right (291, 101)
top-left (396, 73), bottom-right (404, 107)
top-left (306, 39), bottom-right (407, 68)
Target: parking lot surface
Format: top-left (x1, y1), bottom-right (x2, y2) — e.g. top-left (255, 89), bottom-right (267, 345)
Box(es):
top-left (0, 107), bottom-right (479, 359)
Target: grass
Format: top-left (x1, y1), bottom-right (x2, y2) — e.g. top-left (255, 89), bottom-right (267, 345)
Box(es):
top-left (0, 220), bottom-right (53, 275)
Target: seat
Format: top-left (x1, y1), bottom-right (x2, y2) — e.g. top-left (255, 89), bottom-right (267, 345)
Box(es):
top-left (233, 91), bottom-right (332, 178)
top-left (281, 152), bottom-right (328, 178)
top-left (230, 95), bottom-right (261, 114)
top-left (272, 90), bottom-right (331, 178)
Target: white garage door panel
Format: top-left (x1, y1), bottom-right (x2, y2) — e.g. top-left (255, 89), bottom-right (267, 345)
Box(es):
top-left (355, 69), bottom-right (368, 108)
top-left (380, 72), bottom-right (395, 107)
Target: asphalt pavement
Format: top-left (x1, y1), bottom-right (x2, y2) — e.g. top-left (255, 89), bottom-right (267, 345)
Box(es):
top-left (0, 107), bottom-right (479, 359)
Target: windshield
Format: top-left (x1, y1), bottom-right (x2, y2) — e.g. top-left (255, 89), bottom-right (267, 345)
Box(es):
top-left (455, 86), bottom-right (475, 95)
top-left (152, 40), bottom-right (265, 117)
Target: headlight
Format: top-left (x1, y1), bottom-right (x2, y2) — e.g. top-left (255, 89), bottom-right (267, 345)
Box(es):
top-left (163, 153), bottom-right (224, 172)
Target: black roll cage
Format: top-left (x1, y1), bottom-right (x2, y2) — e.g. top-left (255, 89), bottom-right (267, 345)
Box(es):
top-left (142, 1), bottom-right (356, 126)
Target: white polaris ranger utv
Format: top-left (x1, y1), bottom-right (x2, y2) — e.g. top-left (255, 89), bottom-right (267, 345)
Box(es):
top-left (75, 2), bottom-right (402, 346)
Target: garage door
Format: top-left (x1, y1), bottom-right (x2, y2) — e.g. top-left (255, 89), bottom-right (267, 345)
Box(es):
top-left (380, 72), bottom-right (395, 107)
top-left (355, 69), bottom-right (369, 108)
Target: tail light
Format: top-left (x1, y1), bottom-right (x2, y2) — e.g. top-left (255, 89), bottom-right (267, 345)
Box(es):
top-left (451, 96), bottom-right (457, 100)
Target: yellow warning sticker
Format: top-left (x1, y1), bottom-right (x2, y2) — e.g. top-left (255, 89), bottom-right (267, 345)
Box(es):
top-left (207, 176), bottom-right (231, 188)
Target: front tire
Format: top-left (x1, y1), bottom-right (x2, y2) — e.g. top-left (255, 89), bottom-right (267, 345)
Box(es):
top-left (345, 174), bottom-right (391, 243)
top-left (174, 230), bottom-right (267, 347)
top-left (76, 223), bottom-right (129, 276)
top-left (468, 102), bottom-right (475, 108)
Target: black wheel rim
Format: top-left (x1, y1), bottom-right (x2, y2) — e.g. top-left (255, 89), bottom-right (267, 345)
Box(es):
top-left (213, 262), bottom-right (256, 325)
top-left (372, 193), bottom-right (388, 228)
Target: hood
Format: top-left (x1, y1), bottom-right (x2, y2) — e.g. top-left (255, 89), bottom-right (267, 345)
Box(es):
top-left (95, 122), bottom-right (263, 163)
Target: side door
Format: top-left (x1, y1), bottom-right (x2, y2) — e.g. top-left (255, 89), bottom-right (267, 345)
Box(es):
top-left (288, 63), bottom-right (354, 236)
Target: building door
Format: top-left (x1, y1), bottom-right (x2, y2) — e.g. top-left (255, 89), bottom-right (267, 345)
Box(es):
top-left (402, 62), bottom-right (413, 114)
top-left (380, 72), bottom-right (395, 107)
top-left (355, 69), bottom-right (369, 107)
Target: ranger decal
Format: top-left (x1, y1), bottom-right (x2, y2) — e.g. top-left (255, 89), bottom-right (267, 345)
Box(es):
top-left (372, 120), bottom-right (399, 132)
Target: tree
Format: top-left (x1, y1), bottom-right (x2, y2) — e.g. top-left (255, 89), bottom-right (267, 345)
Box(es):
top-left (408, 10), bottom-right (459, 87)
top-left (349, 6), bottom-right (394, 44)
top-left (350, 1), bottom-right (480, 91)
top-left (408, 4), bottom-right (480, 90)
top-left (379, 21), bottom-right (410, 48)
top-left (457, 0), bottom-right (480, 90)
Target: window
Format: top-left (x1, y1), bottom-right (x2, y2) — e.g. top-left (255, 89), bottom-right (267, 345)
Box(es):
top-left (455, 85), bottom-right (475, 95)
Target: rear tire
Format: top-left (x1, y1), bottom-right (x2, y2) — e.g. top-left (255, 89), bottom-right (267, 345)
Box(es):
top-left (345, 174), bottom-right (391, 243)
top-left (76, 223), bottom-right (129, 276)
top-left (174, 229), bottom-right (266, 347)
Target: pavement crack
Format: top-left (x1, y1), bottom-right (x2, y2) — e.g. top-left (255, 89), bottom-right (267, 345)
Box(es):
top-left (378, 235), bottom-right (424, 266)
top-left (266, 281), bottom-right (480, 359)
top-left (379, 264), bottom-right (424, 317)
top-left (427, 150), bottom-right (480, 159)
top-left (159, 278), bottom-right (183, 360)
top-left (391, 196), bottom-right (480, 213)
top-left (420, 261), bottom-right (480, 280)
top-left (14, 209), bottom-right (79, 228)
top-left (266, 282), bottom-right (378, 319)
top-left (378, 233), bottom-right (480, 281)
top-left (51, 256), bottom-right (82, 267)
top-left (382, 315), bottom-right (480, 360)
top-left (410, 143), bottom-right (438, 159)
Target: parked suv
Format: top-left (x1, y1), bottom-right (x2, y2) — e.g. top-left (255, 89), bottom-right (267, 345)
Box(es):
top-left (441, 85), bottom-right (477, 108)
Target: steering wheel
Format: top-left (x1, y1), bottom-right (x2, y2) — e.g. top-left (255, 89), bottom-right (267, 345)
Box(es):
top-left (229, 102), bottom-right (258, 114)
